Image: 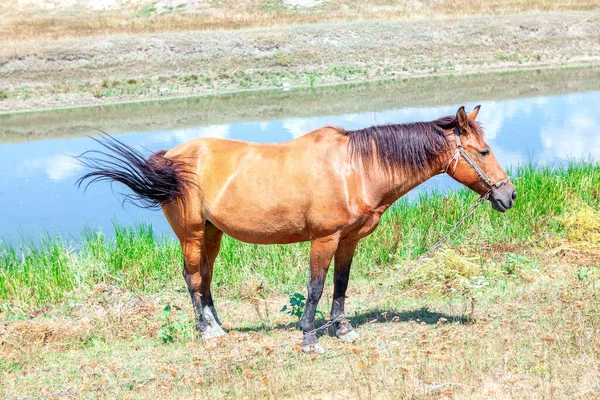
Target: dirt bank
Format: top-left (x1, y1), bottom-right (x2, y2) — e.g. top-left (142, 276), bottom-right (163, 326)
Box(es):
top-left (1, 66), bottom-right (599, 144)
top-left (1, 10), bottom-right (599, 113)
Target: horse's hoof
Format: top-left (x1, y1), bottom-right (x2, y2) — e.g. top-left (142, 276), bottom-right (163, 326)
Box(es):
top-left (337, 327), bottom-right (360, 343)
top-left (302, 343), bottom-right (325, 354)
top-left (201, 324), bottom-right (227, 340)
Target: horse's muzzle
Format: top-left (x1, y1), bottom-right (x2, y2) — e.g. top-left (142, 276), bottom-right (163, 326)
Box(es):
top-left (490, 186), bottom-right (517, 213)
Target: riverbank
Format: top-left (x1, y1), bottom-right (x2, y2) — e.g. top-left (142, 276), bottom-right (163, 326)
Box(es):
top-left (1, 8), bottom-right (599, 113)
top-left (1, 162), bottom-right (599, 398)
top-left (2, 65), bottom-right (599, 144)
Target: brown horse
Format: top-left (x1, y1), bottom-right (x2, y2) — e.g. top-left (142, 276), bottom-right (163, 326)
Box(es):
top-left (78, 105), bottom-right (516, 353)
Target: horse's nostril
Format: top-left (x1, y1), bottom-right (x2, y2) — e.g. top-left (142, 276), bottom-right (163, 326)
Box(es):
top-left (512, 190), bottom-right (517, 200)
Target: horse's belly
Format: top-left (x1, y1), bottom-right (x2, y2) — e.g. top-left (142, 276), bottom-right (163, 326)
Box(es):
top-left (207, 207), bottom-right (310, 245)
top-left (222, 229), bottom-right (308, 245)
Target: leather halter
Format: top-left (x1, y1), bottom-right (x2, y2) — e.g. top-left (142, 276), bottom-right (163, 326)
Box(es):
top-left (445, 127), bottom-right (511, 190)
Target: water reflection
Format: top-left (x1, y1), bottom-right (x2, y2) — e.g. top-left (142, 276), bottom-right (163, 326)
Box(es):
top-left (21, 154), bottom-right (83, 182)
top-left (0, 91), bottom-right (598, 242)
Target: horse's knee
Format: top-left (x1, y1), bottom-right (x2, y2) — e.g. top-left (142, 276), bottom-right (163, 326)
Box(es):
top-left (183, 269), bottom-right (203, 294)
top-left (299, 317), bottom-right (312, 333)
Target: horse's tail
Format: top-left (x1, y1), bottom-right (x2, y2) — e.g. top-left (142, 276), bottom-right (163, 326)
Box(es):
top-left (76, 133), bottom-right (191, 209)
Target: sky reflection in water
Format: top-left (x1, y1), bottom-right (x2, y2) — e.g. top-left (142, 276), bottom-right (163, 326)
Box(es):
top-left (0, 91), bottom-right (598, 242)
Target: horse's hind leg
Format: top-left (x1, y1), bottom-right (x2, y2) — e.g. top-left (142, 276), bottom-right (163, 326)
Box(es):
top-left (180, 222), bottom-right (226, 339)
top-left (331, 239), bottom-right (360, 343)
top-left (201, 222), bottom-right (225, 332)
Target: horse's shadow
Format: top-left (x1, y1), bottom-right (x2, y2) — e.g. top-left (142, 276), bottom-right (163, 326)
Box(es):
top-left (231, 306), bottom-right (470, 334)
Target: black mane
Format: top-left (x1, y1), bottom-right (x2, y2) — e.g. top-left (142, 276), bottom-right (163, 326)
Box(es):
top-left (343, 116), bottom-right (484, 174)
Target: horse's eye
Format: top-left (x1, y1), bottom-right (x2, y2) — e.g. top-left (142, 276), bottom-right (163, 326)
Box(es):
top-left (479, 149), bottom-right (490, 156)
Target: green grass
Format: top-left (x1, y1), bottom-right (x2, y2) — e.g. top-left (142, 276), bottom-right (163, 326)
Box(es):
top-left (136, 4), bottom-right (157, 17)
top-left (1, 162), bottom-right (598, 309)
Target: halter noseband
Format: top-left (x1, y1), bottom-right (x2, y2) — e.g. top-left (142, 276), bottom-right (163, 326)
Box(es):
top-left (445, 127), bottom-right (511, 191)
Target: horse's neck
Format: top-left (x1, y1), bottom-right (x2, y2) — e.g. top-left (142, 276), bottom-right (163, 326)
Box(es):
top-left (375, 162), bottom-right (444, 208)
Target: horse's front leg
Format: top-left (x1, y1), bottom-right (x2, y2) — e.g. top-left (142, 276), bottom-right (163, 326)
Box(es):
top-left (331, 239), bottom-right (360, 342)
top-left (299, 236), bottom-right (339, 354)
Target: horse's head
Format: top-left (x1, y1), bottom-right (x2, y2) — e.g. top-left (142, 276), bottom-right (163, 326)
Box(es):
top-left (445, 105), bottom-right (516, 213)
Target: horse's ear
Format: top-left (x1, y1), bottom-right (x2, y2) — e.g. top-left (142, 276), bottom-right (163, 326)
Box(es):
top-left (468, 105), bottom-right (481, 121)
top-left (456, 106), bottom-right (469, 133)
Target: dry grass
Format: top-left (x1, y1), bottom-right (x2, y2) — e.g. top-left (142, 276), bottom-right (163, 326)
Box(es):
top-left (1, 9), bottom-right (599, 112)
top-left (2, 260), bottom-right (599, 398)
top-left (1, 0), bottom-right (598, 41)
top-left (562, 204), bottom-right (600, 247)
top-left (1, 207), bottom-right (599, 399)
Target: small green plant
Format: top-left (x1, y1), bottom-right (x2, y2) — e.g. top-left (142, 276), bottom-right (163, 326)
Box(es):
top-left (281, 293), bottom-right (323, 320)
top-left (273, 52), bottom-right (293, 67)
top-left (0, 90), bottom-right (8, 100)
top-left (82, 332), bottom-right (106, 348)
top-left (496, 52), bottom-right (522, 63)
top-left (575, 266), bottom-right (598, 282)
top-left (136, 4), bottom-right (157, 17)
top-left (501, 253), bottom-right (535, 276)
top-left (281, 293), bottom-right (305, 318)
top-left (157, 305), bottom-right (188, 343)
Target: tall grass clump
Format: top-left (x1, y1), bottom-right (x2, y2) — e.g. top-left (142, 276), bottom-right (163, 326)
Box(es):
top-left (0, 162), bottom-right (598, 309)
top-left (0, 236), bottom-right (74, 307)
top-left (0, 223), bottom-right (182, 308)
top-left (79, 223), bottom-right (182, 290)
top-left (350, 162), bottom-right (599, 268)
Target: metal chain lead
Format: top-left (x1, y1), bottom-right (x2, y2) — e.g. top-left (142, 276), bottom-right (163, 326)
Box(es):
top-left (305, 189), bottom-right (491, 336)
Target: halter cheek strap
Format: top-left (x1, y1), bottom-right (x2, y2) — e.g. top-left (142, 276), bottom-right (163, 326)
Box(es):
top-left (445, 127), bottom-right (511, 190)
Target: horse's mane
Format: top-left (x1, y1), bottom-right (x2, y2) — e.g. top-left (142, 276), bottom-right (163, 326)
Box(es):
top-left (342, 116), bottom-right (484, 174)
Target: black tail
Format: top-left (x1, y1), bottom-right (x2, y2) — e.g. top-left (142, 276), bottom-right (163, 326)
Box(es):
top-left (76, 133), bottom-right (190, 209)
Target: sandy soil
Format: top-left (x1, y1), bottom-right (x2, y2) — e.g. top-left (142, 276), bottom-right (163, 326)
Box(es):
top-left (0, 10), bottom-right (599, 113)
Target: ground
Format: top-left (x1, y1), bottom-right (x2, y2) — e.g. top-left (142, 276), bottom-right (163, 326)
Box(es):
top-left (1, 195), bottom-right (599, 399)
top-left (1, 247), bottom-right (599, 398)
top-left (0, 1), bottom-right (599, 112)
